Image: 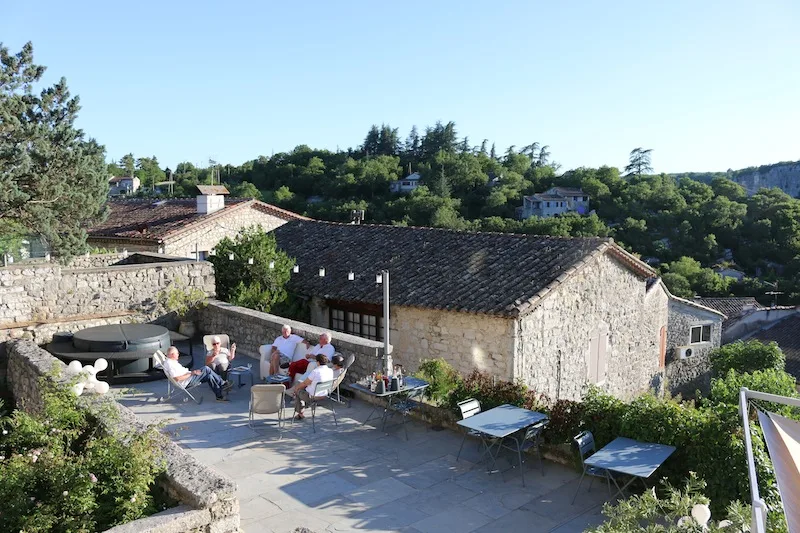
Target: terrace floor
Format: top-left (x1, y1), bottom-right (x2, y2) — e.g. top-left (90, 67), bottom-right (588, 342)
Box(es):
top-left (116, 352), bottom-right (608, 533)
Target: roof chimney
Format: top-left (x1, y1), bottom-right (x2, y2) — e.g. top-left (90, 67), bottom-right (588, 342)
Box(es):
top-left (196, 185), bottom-right (229, 215)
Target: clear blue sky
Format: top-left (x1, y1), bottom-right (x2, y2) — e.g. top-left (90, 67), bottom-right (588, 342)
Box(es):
top-left (3, 0), bottom-right (798, 174)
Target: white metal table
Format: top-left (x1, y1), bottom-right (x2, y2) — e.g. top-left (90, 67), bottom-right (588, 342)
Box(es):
top-left (583, 436), bottom-right (676, 500)
top-left (457, 404), bottom-right (548, 472)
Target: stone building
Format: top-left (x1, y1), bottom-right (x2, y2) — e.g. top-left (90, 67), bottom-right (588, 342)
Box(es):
top-left (272, 220), bottom-right (668, 401)
top-left (520, 187), bottom-right (590, 219)
top-left (87, 186), bottom-right (307, 259)
top-left (664, 293), bottom-right (725, 397)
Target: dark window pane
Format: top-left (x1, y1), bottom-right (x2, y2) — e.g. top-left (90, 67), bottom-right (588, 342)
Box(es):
top-left (702, 325), bottom-right (711, 342)
top-left (690, 327), bottom-right (701, 344)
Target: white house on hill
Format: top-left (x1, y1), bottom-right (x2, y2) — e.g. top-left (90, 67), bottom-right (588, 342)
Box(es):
top-left (521, 187), bottom-right (590, 219)
top-left (389, 172), bottom-right (422, 194)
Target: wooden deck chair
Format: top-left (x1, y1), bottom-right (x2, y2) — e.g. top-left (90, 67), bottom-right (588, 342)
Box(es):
top-left (153, 350), bottom-right (203, 404)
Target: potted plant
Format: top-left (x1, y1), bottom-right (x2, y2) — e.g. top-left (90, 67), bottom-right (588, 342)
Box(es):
top-left (157, 279), bottom-right (208, 337)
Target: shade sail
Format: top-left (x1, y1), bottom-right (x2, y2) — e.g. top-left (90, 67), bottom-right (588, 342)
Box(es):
top-left (757, 410), bottom-right (800, 532)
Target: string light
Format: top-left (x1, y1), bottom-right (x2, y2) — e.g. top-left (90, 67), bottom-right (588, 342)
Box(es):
top-left (269, 261), bottom-right (275, 269)
top-left (376, 273), bottom-right (383, 284)
top-left (293, 265), bottom-right (299, 273)
top-left (348, 271), bottom-right (355, 281)
top-left (122, 249), bottom-right (128, 258)
top-left (228, 253), bottom-right (234, 261)
top-left (319, 267), bottom-right (326, 277)
top-left (248, 258), bottom-right (254, 265)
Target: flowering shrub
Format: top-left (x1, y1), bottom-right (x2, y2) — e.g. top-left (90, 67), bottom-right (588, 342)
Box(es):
top-left (0, 378), bottom-right (170, 532)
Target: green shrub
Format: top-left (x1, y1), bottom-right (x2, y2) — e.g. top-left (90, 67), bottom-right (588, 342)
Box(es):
top-left (710, 368), bottom-right (798, 406)
top-left (544, 399), bottom-right (585, 445)
top-left (0, 379), bottom-right (170, 532)
top-left (710, 340), bottom-right (785, 375)
top-left (589, 473), bottom-right (753, 532)
top-left (446, 370), bottom-right (535, 413)
top-left (415, 358), bottom-right (461, 405)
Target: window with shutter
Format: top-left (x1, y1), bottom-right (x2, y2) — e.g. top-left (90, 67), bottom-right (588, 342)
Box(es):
top-left (587, 322), bottom-right (609, 384)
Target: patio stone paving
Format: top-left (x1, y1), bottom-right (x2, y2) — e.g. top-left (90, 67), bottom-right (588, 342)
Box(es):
top-left (115, 351), bottom-right (607, 532)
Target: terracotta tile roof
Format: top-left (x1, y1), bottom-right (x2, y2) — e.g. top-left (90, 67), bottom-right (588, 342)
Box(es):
top-left (272, 220), bottom-right (654, 317)
top-left (750, 314), bottom-right (800, 379)
top-left (88, 198), bottom-right (307, 242)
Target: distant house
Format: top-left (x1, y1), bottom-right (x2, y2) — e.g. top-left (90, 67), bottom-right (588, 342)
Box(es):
top-left (108, 176), bottom-right (140, 196)
top-left (520, 187), bottom-right (589, 219)
top-left (713, 266), bottom-right (746, 282)
top-left (389, 172), bottom-right (422, 194)
top-left (87, 185), bottom-right (307, 259)
top-left (272, 220), bottom-right (668, 402)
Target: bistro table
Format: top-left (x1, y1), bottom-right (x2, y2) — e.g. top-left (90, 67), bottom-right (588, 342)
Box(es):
top-left (347, 377), bottom-right (429, 440)
top-left (457, 404), bottom-right (549, 473)
top-left (583, 436), bottom-right (676, 500)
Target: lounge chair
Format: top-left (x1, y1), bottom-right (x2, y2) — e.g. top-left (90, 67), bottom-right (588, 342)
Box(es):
top-left (153, 350), bottom-right (203, 404)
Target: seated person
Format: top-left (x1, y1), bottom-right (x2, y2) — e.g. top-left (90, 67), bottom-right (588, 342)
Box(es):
top-left (287, 353), bottom-right (334, 420)
top-left (288, 332), bottom-right (335, 382)
top-left (205, 335), bottom-right (236, 380)
top-left (268, 325), bottom-right (305, 375)
top-left (331, 354), bottom-right (345, 379)
top-left (162, 346), bottom-right (230, 402)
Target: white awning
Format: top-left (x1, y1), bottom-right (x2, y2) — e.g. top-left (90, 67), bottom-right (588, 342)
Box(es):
top-left (757, 410), bottom-right (800, 532)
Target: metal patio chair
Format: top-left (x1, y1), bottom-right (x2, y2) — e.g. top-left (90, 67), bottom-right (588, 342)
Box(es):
top-left (249, 384), bottom-right (286, 433)
top-left (572, 430), bottom-right (612, 504)
top-left (456, 398), bottom-right (494, 462)
top-left (496, 419), bottom-right (548, 487)
top-left (291, 379), bottom-right (339, 433)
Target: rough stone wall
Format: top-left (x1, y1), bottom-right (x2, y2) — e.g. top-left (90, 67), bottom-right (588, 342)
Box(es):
top-left (516, 252), bottom-right (668, 401)
top-left (0, 259), bottom-right (215, 327)
top-left (5, 340), bottom-right (239, 533)
top-left (665, 299), bottom-right (723, 397)
top-left (389, 306), bottom-right (516, 379)
top-left (732, 162), bottom-right (800, 198)
top-left (64, 252), bottom-right (130, 269)
top-left (199, 300), bottom-right (386, 381)
top-left (163, 207), bottom-right (290, 258)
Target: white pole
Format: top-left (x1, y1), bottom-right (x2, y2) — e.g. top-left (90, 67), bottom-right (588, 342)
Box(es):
top-left (383, 269), bottom-right (392, 375)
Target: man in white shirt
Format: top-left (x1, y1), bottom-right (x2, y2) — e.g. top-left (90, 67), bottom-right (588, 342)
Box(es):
top-left (268, 325), bottom-right (305, 375)
top-left (205, 335), bottom-right (236, 380)
top-left (287, 352), bottom-right (334, 420)
top-left (288, 332), bottom-right (335, 383)
top-left (162, 346), bottom-right (230, 402)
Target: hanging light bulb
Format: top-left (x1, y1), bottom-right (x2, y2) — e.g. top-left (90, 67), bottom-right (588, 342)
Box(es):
top-left (228, 253), bottom-right (234, 261)
top-left (158, 247), bottom-right (164, 254)
top-left (209, 249), bottom-right (216, 256)
top-left (248, 258), bottom-right (254, 265)
top-left (293, 265), bottom-right (299, 273)
top-left (122, 249), bottom-right (128, 258)
top-left (269, 261), bottom-right (275, 269)
top-left (348, 271), bottom-right (355, 281)
top-left (44, 253), bottom-right (51, 262)
top-left (376, 272), bottom-right (383, 284)
top-left (319, 267), bottom-right (326, 277)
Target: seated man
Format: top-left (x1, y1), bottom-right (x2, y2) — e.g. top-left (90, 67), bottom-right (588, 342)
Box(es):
top-left (268, 325), bottom-right (305, 375)
top-left (287, 353), bottom-right (334, 420)
top-left (331, 354), bottom-right (345, 379)
top-left (205, 335), bottom-right (236, 380)
top-left (162, 346), bottom-right (230, 402)
top-left (288, 332), bottom-right (335, 382)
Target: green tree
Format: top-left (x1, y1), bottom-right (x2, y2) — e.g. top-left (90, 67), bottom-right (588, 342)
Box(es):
top-left (208, 227), bottom-right (292, 312)
top-left (119, 153), bottom-right (135, 176)
top-left (709, 340), bottom-right (785, 375)
top-left (0, 42), bottom-right (108, 259)
top-left (624, 147), bottom-right (653, 177)
top-left (662, 272), bottom-right (693, 298)
top-left (229, 181), bottom-right (262, 200)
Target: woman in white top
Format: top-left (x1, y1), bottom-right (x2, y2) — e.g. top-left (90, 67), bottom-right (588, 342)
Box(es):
top-left (287, 353), bottom-right (334, 420)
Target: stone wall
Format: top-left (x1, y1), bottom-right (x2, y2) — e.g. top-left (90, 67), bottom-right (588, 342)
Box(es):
top-left (163, 206), bottom-right (291, 259)
top-left (390, 306), bottom-right (515, 378)
top-left (516, 252), bottom-right (668, 401)
top-left (199, 300), bottom-right (386, 381)
top-left (0, 256), bottom-right (215, 335)
top-left (5, 340), bottom-right (239, 533)
top-left (665, 299), bottom-right (723, 397)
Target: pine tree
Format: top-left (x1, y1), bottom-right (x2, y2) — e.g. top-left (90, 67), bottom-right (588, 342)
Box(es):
top-left (0, 42), bottom-right (108, 258)
top-left (625, 147), bottom-right (654, 177)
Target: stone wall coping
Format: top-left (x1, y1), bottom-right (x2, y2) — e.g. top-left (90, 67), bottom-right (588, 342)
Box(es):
top-left (6, 340), bottom-right (238, 531)
top-left (103, 505), bottom-right (210, 533)
top-left (206, 300), bottom-right (387, 357)
top-left (0, 310), bottom-right (136, 331)
top-left (64, 258), bottom-right (207, 275)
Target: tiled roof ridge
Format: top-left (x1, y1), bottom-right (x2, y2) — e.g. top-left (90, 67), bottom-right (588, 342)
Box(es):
top-left (669, 292), bottom-right (728, 318)
top-left (301, 219), bottom-right (613, 242)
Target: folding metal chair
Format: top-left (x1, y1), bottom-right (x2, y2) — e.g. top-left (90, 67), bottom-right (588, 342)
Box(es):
top-left (154, 350), bottom-right (203, 404)
top-left (457, 398), bottom-right (493, 462)
top-left (496, 420), bottom-right (548, 487)
top-left (572, 430), bottom-right (612, 504)
top-left (291, 380), bottom-right (339, 433)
